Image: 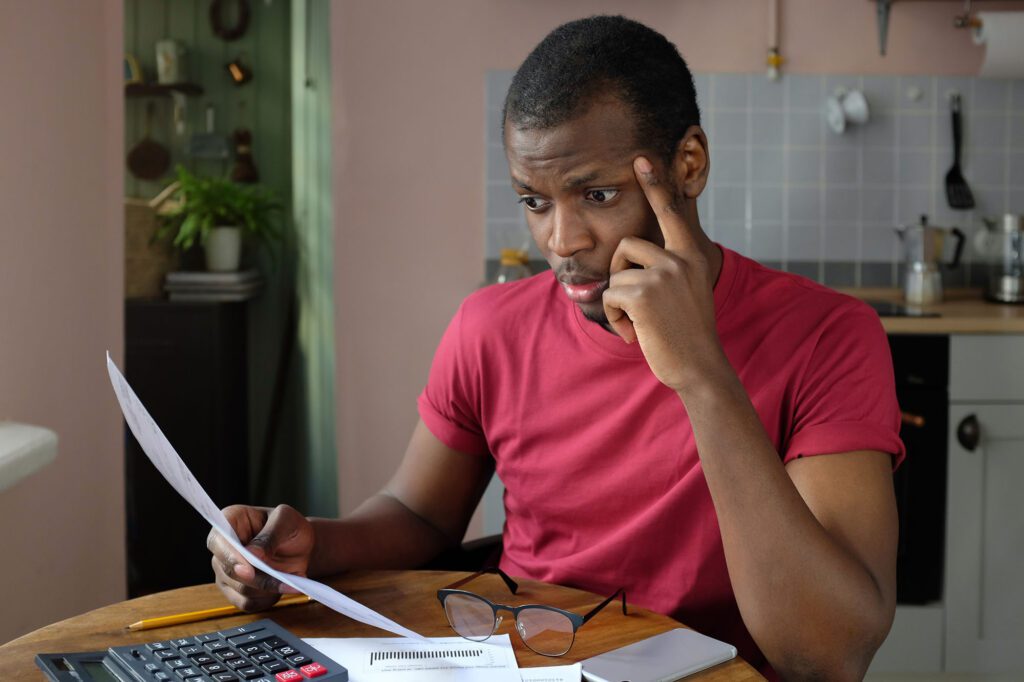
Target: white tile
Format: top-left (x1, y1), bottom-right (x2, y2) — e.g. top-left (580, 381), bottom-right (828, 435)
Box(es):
top-left (787, 149), bottom-right (822, 185)
top-left (713, 186), bottom-right (748, 222)
top-left (787, 224), bottom-right (822, 260)
top-left (861, 113), bottom-right (896, 147)
top-left (823, 223), bottom-right (860, 259)
top-left (788, 186), bottom-right (821, 223)
top-left (826, 148), bottom-right (860, 184)
top-left (862, 225), bottom-right (899, 261)
top-left (750, 222), bottom-right (784, 261)
top-left (786, 74), bottom-right (822, 110)
top-left (898, 76), bottom-right (933, 112)
top-left (862, 148), bottom-right (896, 184)
top-left (862, 187), bottom-right (896, 224)
top-left (861, 75), bottom-right (898, 113)
top-left (972, 79), bottom-right (1010, 111)
top-left (1010, 152), bottom-right (1024, 186)
top-left (750, 147), bottom-right (784, 184)
top-left (752, 113), bottom-right (784, 145)
top-left (751, 187), bottom-right (784, 221)
top-left (786, 111), bottom-right (823, 147)
top-left (965, 151), bottom-right (1007, 186)
top-left (710, 147), bottom-right (747, 183)
top-left (898, 114), bottom-right (933, 148)
top-left (715, 222), bottom-right (748, 254)
top-left (750, 76), bottom-right (784, 109)
top-left (825, 187), bottom-right (861, 223)
top-left (712, 110), bottom-right (749, 147)
top-left (713, 74), bottom-right (750, 109)
top-left (897, 151), bottom-right (934, 186)
top-left (967, 113), bottom-right (1008, 149)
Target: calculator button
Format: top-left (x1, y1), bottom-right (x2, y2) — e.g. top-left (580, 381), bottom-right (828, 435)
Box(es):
top-left (166, 659), bottom-right (188, 670)
top-left (156, 650), bottom-right (180, 660)
top-left (286, 654), bottom-right (310, 666)
top-left (218, 650), bottom-right (241, 661)
top-left (228, 657), bottom-right (254, 670)
top-left (197, 633), bottom-right (220, 643)
top-left (145, 663), bottom-right (161, 672)
top-left (192, 653), bottom-right (216, 664)
top-left (205, 641), bottom-right (230, 653)
top-left (174, 667), bottom-right (201, 679)
top-left (154, 674), bottom-right (172, 682)
top-left (262, 637), bottom-right (287, 650)
top-left (274, 672), bottom-right (302, 682)
top-left (251, 652), bottom-right (274, 664)
top-left (263, 660), bottom-right (289, 673)
top-left (203, 662), bottom-right (228, 674)
top-left (277, 646), bottom-right (298, 657)
top-left (180, 645), bottom-right (203, 656)
top-left (299, 662), bottom-right (327, 679)
top-left (238, 644), bottom-right (264, 656)
top-left (212, 674), bottom-right (240, 682)
top-left (229, 631), bottom-right (272, 647)
top-left (148, 642), bottom-right (170, 652)
top-left (218, 624), bottom-right (265, 638)
top-left (172, 638), bottom-right (195, 648)
top-left (237, 668), bottom-right (263, 680)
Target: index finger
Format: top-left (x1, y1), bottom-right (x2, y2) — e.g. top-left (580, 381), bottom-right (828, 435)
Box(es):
top-left (633, 155), bottom-right (698, 255)
top-left (206, 527), bottom-right (257, 582)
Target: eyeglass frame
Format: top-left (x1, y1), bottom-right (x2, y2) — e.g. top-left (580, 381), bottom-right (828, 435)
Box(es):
top-left (436, 566), bottom-right (628, 656)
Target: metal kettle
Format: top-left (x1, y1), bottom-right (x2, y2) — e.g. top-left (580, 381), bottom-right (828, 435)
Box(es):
top-left (894, 215), bottom-right (965, 305)
top-left (974, 213), bottom-right (1024, 303)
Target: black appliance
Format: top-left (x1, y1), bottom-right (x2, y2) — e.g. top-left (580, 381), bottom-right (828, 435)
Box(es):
top-left (124, 300), bottom-right (249, 597)
top-left (889, 334), bottom-right (948, 604)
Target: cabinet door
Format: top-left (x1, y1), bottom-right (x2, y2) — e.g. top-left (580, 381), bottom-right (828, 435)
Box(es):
top-left (945, 403), bottom-right (1024, 673)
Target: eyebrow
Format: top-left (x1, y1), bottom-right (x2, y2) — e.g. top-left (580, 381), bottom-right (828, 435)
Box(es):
top-left (511, 176), bottom-right (536, 193)
top-left (510, 171), bottom-right (607, 194)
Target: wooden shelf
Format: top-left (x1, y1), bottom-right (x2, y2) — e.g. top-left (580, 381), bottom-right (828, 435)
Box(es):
top-left (125, 82), bottom-right (204, 97)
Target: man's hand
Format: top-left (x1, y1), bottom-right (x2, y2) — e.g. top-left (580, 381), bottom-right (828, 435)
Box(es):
top-left (207, 504), bottom-right (315, 611)
top-left (602, 156), bottom-right (727, 393)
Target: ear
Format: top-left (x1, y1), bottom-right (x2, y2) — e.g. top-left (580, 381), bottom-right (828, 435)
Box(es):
top-left (668, 125), bottom-right (710, 199)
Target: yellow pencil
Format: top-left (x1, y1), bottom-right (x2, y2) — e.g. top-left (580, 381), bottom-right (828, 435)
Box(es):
top-left (126, 594), bottom-right (312, 631)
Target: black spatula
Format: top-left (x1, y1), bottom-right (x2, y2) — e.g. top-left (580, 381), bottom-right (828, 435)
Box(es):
top-left (945, 93), bottom-right (975, 210)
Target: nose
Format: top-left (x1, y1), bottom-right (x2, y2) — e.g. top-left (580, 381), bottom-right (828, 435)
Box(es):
top-left (548, 205), bottom-right (593, 258)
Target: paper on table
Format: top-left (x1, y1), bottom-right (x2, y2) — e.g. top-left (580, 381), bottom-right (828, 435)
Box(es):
top-left (106, 353), bottom-right (424, 640)
top-left (519, 663), bottom-right (582, 682)
top-left (304, 635), bottom-right (521, 682)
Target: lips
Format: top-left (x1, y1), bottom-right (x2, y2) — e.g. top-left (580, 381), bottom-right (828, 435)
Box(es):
top-left (559, 277), bottom-right (608, 303)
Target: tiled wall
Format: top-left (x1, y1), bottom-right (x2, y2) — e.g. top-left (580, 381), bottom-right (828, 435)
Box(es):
top-left (485, 71), bottom-right (1024, 287)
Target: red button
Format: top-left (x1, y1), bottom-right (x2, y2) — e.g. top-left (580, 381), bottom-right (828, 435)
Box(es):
top-left (300, 662), bottom-right (328, 678)
top-left (275, 671), bottom-right (303, 682)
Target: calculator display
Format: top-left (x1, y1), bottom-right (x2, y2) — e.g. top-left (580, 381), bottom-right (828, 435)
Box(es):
top-left (80, 661), bottom-right (119, 681)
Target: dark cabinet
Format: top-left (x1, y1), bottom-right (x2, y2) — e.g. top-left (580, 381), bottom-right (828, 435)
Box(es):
top-left (124, 300), bottom-right (249, 597)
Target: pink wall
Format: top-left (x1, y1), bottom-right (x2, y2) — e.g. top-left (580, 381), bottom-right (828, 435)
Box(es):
top-left (331, 1), bottom-right (1024, 523)
top-left (0, 1), bottom-right (125, 643)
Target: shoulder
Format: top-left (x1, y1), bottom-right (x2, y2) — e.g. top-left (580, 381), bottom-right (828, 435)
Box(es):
top-left (456, 270), bottom-right (561, 334)
top-left (727, 249), bottom-right (878, 334)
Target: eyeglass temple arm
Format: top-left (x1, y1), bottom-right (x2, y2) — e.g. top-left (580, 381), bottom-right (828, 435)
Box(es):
top-left (442, 566), bottom-right (519, 595)
top-left (580, 587), bottom-right (628, 625)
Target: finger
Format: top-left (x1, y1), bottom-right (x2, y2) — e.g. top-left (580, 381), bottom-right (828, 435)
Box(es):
top-left (206, 528), bottom-right (256, 582)
top-left (212, 557), bottom-right (281, 612)
top-left (602, 284), bottom-right (645, 343)
top-left (610, 236), bottom-right (674, 275)
top-left (633, 156), bottom-right (698, 255)
top-left (248, 504), bottom-right (306, 561)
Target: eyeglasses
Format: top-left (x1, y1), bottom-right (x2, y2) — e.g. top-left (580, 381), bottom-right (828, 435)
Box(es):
top-left (436, 567), bottom-right (627, 656)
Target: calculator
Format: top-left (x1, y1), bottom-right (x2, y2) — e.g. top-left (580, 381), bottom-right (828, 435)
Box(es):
top-left (36, 619), bottom-right (348, 682)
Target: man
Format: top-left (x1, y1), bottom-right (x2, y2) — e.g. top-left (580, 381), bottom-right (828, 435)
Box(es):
top-left (208, 16), bottom-right (903, 680)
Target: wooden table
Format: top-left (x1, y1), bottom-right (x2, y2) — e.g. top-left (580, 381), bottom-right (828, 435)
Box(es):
top-left (0, 570), bottom-right (763, 680)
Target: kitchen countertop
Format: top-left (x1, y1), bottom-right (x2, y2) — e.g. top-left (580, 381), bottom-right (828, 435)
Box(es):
top-left (840, 288), bottom-right (1024, 334)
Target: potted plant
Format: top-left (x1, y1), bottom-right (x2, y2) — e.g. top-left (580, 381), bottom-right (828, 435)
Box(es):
top-left (159, 165), bottom-right (282, 271)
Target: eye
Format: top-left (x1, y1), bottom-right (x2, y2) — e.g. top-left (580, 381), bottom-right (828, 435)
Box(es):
top-left (585, 189), bottom-right (619, 203)
top-left (517, 195), bottom-right (551, 212)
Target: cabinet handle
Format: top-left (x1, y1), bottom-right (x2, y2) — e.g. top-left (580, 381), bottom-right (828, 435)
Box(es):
top-left (900, 411), bottom-right (926, 428)
top-left (957, 414), bottom-right (980, 452)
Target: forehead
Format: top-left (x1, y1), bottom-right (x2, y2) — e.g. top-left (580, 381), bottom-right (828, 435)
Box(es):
top-left (503, 96), bottom-right (641, 183)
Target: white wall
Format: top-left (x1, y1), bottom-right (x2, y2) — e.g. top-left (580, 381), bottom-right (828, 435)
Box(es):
top-left (0, 0), bottom-right (125, 643)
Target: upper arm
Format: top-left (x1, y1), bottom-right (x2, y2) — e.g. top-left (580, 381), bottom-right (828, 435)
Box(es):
top-left (786, 450), bottom-right (899, 610)
top-left (383, 419), bottom-right (495, 545)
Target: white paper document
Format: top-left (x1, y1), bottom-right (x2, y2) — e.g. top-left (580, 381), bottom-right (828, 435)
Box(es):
top-left (304, 635), bottom-right (522, 682)
top-left (519, 663), bottom-right (582, 682)
top-left (106, 353), bottom-right (423, 640)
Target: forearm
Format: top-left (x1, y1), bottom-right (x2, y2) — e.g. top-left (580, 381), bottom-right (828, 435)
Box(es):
top-left (682, 369), bottom-right (890, 679)
top-left (305, 492), bottom-right (455, 577)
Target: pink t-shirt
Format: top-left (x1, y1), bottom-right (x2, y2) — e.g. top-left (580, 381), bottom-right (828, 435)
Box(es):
top-left (418, 246), bottom-right (904, 676)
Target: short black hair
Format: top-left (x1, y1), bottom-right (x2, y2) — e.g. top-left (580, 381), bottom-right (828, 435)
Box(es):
top-left (503, 15), bottom-right (701, 164)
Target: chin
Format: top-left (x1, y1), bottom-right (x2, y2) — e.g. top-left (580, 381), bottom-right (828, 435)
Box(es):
top-left (579, 302), bottom-right (609, 326)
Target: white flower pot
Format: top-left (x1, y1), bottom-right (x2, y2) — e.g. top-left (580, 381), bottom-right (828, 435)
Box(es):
top-left (205, 226), bottom-right (242, 272)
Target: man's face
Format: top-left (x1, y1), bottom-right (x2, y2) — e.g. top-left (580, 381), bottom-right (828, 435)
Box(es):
top-left (504, 96), bottom-right (665, 326)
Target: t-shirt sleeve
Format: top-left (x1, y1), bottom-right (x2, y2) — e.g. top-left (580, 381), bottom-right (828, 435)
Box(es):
top-left (783, 300), bottom-right (906, 468)
top-left (417, 301), bottom-right (489, 457)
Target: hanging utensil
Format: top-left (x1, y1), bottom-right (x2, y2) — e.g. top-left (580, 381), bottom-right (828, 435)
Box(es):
top-left (127, 102), bottom-right (171, 180)
top-left (945, 93), bottom-right (975, 210)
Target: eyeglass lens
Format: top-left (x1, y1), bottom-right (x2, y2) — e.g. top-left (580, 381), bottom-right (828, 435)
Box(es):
top-left (444, 592), bottom-right (576, 656)
top-left (515, 607), bottom-right (575, 656)
top-left (443, 593), bottom-right (497, 641)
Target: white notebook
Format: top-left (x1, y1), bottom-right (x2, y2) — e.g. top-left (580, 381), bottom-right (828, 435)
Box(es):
top-left (581, 628), bottom-right (737, 682)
